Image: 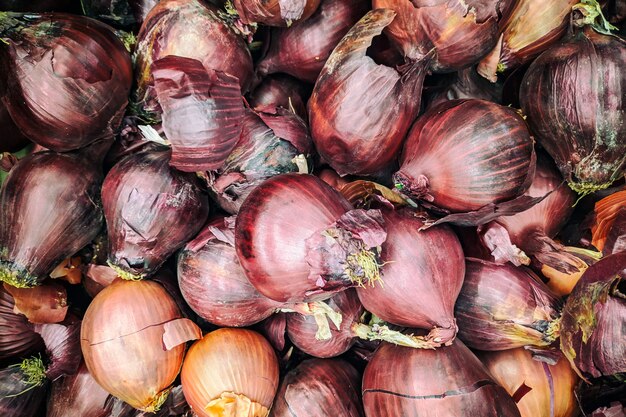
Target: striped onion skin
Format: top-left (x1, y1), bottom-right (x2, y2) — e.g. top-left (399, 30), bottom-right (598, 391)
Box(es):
top-left (394, 99), bottom-right (534, 213)
top-left (181, 328), bottom-right (279, 417)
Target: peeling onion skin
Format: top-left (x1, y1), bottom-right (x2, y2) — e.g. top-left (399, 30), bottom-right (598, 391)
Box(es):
top-left (269, 359), bottom-right (364, 417)
top-left (520, 27), bottom-right (626, 194)
top-left (362, 340), bottom-right (522, 417)
top-left (233, 0), bottom-right (321, 27)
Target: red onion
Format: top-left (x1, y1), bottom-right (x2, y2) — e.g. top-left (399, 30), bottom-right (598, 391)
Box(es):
top-left (0, 285), bottom-right (43, 361)
top-left (0, 13), bottom-right (132, 152)
top-left (248, 74), bottom-right (310, 119)
top-left (255, 0), bottom-right (369, 83)
top-left (47, 361), bottom-right (110, 417)
top-left (394, 99), bottom-right (535, 213)
top-left (0, 152), bottom-right (103, 288)
top-left (308, 9), bottom-right (431, 176)
top-left (269, 359), bottom-right (364, 417)
top-left (362, 340), bottom-right (522, 417)
top-left (0, 357), bottom-right (48, 417)
top-left (455, 259), bottom-right (562, 351)
top-left (235, 173), bottom-right (387, 302)
top-left (520, 25), bottom-right (626, 195)
top-left (102, 149), bottom-right (209, 280)
top-left (426, 66), bottom-right (503, 110)
top-left (373, 0), bottom-right (512, 72)
top-left (232, 0), bottom-right (320, 26)
top-left (560, 251), bottom-right (626, 378)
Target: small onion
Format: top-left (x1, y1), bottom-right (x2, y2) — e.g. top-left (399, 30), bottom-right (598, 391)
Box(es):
top-left (181, 328), bottom-right (279, 417)
top-left (232, 0), bottom-right (321, 26)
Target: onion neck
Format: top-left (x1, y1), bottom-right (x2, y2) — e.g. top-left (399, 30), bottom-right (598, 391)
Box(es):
top-left (572, 0), bottom-right (617, 34)
top-left (279, 301), bottom-right (343, 341)
top-left (568, 179), bottom-right (613, 200)
top-left (205, 392), bottom-right (269, 417)
top-left (543, 316), bottom-right (561, 344)
top-left (393, 171), bottom-right (433, 203)
top-left (0, 260), bottom-right (38, 288)
top-left (350, 320), bottom-right (457, 349)
top-left (142, 388), bottom-right (170, 413)
top-left (106, 261), bottom-right (146, 281)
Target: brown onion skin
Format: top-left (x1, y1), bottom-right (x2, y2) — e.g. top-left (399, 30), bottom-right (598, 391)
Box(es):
top-left (394, 99), bottom-right (534, 213)
top-left (47, 361), bottom-right (110, 417)
top-left (357, 209), bottom-right (463, 337)
top-left (455, 259), bottom-right (561, 351)
top-left (248, 74), bottom-right (310, 119)
top-left (81, 279), bottom-right (187, 412)
top-left (255, 0), bottom-right (369, 83)
top-left (520, 27), bottom-right (626, 193)
top-left (0, 286), bottom-right (43, 361)
top-left (233, 0), bottom-right (320, 26)
top-left (308, 9), bottom-right (430, 176)
top-left (181, 328), bottom-right (279, 417)
top-left (102, 149), bottom-right (209, 279)
top-left (362, 340), bottom-right (522, 417)
top-left (0, 13), bottom-right (132, 152)
top-left (270, 358), bottom-right (364, 417)
top-left (478, 349), bottom-right (579, 417)
top-left (0, 152), bottom-right (103, 288)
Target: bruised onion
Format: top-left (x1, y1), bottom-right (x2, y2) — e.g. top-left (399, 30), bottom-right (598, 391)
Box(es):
top-left (47, 361), bottom-right (110, 417)
top-left (0, 152), bottom-right (103, 288)
top-left (0, 12), bottom-right (132, 152)
top-left (269, 359), bottom-right (364, 417)
top-left (308, 9), bottom-right (431, 176)
top-left (232, 0), bottom-right (320, 26)
top-left (0, 357), bottom-right (48, 417)
top-left (520, 26), bottom-right (626, 195)
top-left (455, 259), bottom-right (562, 351)
top-left (248, 74), bottom-right (310, 119)
top-left (362, 340), bottom-right (522, 417)
top-left (102, 149), bottom-right (209, 280)
top-left (560, 251), bottom-right (626, 378)
top-left (394, 99), bottom-right (535, 213)
top-left (255, 0), bottom-right (369, 83)
top-left (0, 285), bottom-right (43, 361)
top-left (181, 328), bottom-right (279, 417)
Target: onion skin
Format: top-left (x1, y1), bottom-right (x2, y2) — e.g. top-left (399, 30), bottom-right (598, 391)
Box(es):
top-left (592, 189), bottom-right (626, 254)
top-left (560, 251), bottom-right (626, 378)
top-left (0, 285), bottom-right (43, 361)
top-left (0, 13), bottom-right (132, 152)
top-left (181, 328), bottom-right (279, 417)
top-left (269, 359), bottom-right (364, 417)
top-left (394, 99), bottom-right (534, 213)
top-left (0, 152), bottom-right (103, 288)
top-left (256, 0), bottom-right (369, 83)
top-left (47, 361), bottom-right (110, 417)
top-left (233, 0), bottom-right (320, 26)
top-left (520, 27), bottom-right (626, 194)
top-left (426, 66), bottom-right (502, 110)
top-left (248, 74), bottom-right (310, 119)
top-left (455, 259), bottom-right (562, 351)
top-left (362, 340), bottom-right (522, 417)
top-left (102, 149), bottom-right (209, 280)
top-left (308, 8), bottom-right (431, 176)
top-left (479, 349), bottom-right (579, 417)
top-left (356, 209), bottom-right (463, 343)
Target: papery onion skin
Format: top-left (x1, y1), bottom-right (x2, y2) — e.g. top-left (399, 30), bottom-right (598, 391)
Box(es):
top-left (394, 99), bottom-right (534, 213)
top-left (308, 8), bottom-right (431, 176)
top-left (592, 189), bottom-right (626, 254)
top-left (455, 259), bottom-right (561, 351)
top-left (270, 358), bottom-right (364, 417)
top-left (81, 279), bottom-right (187, 412)
top-left (0, 13), bottom-right (132, 152)
top-left (181, 328), bottom-right (279, 417)
top-left (102, 149), bottom-right (209, 280)
top-left (248, 74), bottom-right (310, 119)
top-left (0, 152), bottom-right (103, 288)
top-left (362, 340), bottom-right (522, 417)
top-left (233, 0), bottom-right (320, 26)
top-left (255, 0), bottom-right (369, 83)
top-left (356, 209), bottom-right (463, 342)
top-left (47, 361), bottom-right (110, 417)
top-left (520, 27), bottom-right (626, 194)
top-left (0, 285), bottom-right (43, 361)
top-left (479, 349), bottom-right (579, 417)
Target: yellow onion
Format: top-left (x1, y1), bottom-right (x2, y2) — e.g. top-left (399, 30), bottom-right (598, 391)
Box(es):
top-left (181, 328), bottom-right (279, 417)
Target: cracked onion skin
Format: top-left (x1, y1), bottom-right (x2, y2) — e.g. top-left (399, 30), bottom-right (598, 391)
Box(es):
top-left (362, 340), bottom-right (522, 417)
top-left (233, 0), bottom-right (321, 26)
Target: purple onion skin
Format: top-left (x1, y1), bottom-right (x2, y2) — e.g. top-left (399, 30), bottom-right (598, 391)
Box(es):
top-left (0, 152), bottom-right (104, 288)
top-left (256, 0), bottom-right (369, 83)
top-left (0, 286), bottom-right (43, 361)
top-left (47, 361), bottom-right (110, 417)
top-left (0, 361), bottom-right (47, 417)
top-left (248, 74), bottom-right (310, 120)
top-left (357, 209), bottom-right (463, 336)
top-left (362, 340), bottom-right (521, 417)
top-left (177, 218), bottom-right (282, 327)
top-left (455, 259), bottom-right (561, 351)
top-left (394, 99), bottom-right (534, 213)
top-left (102, 149), bottom-right (209, 280)
top-left (233, 0), bottom-right (321, 27)
top-left (270, 358), bottom-right (364, 417)
top-left (560, 251), bottom-right (626, 378)
top-left (520, 27), bottom-right (626, 194)
top-left (287, 289), bottom-right (363, 358)
top-left (0, 13), bottom-right (132, 152)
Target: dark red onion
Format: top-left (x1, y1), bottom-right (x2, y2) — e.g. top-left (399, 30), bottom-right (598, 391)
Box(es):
top-left (0, 285), bottom-right (43, 361)
top-left (248, 74), bottom-right (310, 119)
top-left (560, 251), bottom-right (626, 378)
top-left (394, 99), bottom-right (535, 213)
top-left (455, 259), bottom-right (562, 351)
top-left (47, 361), bottom-right (111, 417)
top-left (232, 0), bottom-right (320, 26)
top-left (255, 0), bottom-right (369, 83)
top-left (0, 152), bottom-right (103, 288)
top-left (362, 339), bottom-right (522, 417)
top-left (235, 173), bottom-right (387, 302)
top-left (0, 358), bottom-right (48, 417)
top-left (270, 359), bottom-right (364, 417)
top-left (308, 9), bottom-right (431, 176)
top-left (426, 66), bottom-right (503, 110)
top-left (102, 149), bottom-right (209, 280)
top-left (520, 26), bottom-right (626, 195)
top-left (0, 13), bottom-right (132, 152)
